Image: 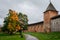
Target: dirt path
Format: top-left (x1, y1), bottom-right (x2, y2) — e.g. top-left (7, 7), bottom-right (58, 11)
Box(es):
top-left (24, 34), bottom-right (39, 40)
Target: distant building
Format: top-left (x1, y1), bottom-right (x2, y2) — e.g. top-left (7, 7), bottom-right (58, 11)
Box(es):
top-left (27, 2), bottom-right (60, 33)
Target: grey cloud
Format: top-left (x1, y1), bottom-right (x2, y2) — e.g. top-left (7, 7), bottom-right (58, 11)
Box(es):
top-left (0, 0), bottom-right (60, 24)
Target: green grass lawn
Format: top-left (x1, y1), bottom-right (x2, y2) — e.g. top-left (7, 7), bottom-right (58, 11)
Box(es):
top-left (0, 32), bottom-right (25, 40)
top-left (25, 32), bottom-right (60, 40)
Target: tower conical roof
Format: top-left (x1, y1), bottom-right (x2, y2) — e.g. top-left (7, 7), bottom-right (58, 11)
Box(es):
top-left (46, 2), bottom-right (57, 11)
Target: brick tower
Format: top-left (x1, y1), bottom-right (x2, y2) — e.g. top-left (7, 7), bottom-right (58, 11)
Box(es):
top-left (44, 2), bottom-right (58, 33)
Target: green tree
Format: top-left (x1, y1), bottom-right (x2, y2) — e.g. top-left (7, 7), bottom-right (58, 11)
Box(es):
top-left (18, 13), bottom-right (28, 37)
top-left (2, 17), bottom-right (9, 32)
top-left (18, 13), bottom-right (28, 30)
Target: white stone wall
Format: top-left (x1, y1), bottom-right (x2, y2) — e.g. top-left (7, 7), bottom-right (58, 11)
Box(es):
top-left (51, 18), bottom-right (60, 32)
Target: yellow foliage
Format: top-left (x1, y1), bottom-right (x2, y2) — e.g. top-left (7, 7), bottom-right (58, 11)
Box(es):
top-left (8, 9), bottom-right (21, 31)
top-left (8, 23), bottom-right (13, 31)
top-left (16, 25), bottom-right (21, 30)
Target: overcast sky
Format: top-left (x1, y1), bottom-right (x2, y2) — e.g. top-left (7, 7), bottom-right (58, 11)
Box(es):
top-left (0, 0), bottom-right (60, 25)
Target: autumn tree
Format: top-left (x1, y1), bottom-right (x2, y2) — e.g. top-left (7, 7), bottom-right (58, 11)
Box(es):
top-left (3, 9), bottom-right (20, 34)
top-left (3, 9), bottom-right (28, 35)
